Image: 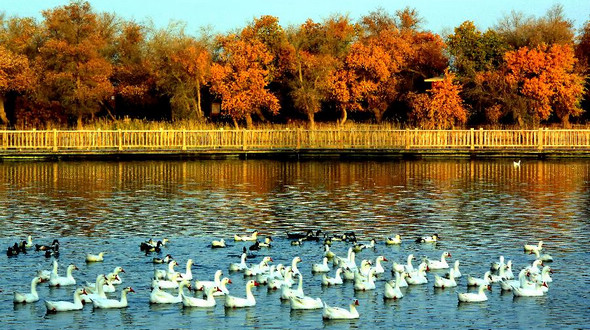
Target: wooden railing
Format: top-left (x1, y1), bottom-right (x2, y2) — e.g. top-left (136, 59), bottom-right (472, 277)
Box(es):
top-left (1, 128), bottom-right (590, 153)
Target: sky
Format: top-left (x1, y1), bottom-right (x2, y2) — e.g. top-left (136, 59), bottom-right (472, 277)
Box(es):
top-left (3, 0), bottom-right (590, 36)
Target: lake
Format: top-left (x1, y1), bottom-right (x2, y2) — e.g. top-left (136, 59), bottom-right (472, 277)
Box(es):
top-left (0, 159), bottom-right (589, 329)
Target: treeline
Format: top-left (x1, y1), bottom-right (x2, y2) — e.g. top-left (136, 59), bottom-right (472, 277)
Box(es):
top-left (0, 1), bottom-right (588, 129)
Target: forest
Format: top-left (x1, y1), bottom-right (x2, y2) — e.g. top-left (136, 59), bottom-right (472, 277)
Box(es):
top-left (0, 1), bottom-right (589, 130)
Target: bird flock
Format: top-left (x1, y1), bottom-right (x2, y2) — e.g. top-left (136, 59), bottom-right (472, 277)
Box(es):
top-left (9, 232), bottom-right (554, 320)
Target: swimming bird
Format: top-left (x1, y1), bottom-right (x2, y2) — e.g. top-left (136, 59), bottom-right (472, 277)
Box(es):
top-left (427, 252), bottom-right (451, 270)
top-left (153, 254), bottom-right (173, 264)
top-left (234, 230), bottom-right (258, 242)
top-left (384, 271), bottom-right (409, 299)
top-left (14, 276), bottom-right (46, 303)
top-left (322, 299), bottom-right (360, 320)
top-left (289, 294), bottom-right (323, 310)
top-left (312, 257), bottom-right (330, 273)
top-left (458, 284), bottom-right (491, 303)
top-left (49, 264), bottom-right (78, 287)
top-left (524, 241), bottom-right (543, 253)
top-left (229, 253), bottom-right (248, 272)
top-left (92, 287), bottom-right (135, 309)
top-left (211, 239), bottom-right (226, 248)
top-left (85, 252), bottom-right (105, 263)
top-left (321, 268), bottom-right (343, 286)
top-left (45, 288), bottom-right (87, 313)
top-left (416, 234), bottom-right (439, 243)
top-left (150, 280), bottom-right (191, 304)
top-left (224, 280), bottom-right (259, 308)
top-left (386, 234), bottom-right (402, 245)
top-left (182, 285), bottom-right (221, 308)
top-left (434, 268), bottom-right (457, 289)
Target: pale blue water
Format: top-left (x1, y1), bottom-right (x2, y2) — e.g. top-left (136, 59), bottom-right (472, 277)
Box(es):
top-left (0, 160), bottom-right (588, 329)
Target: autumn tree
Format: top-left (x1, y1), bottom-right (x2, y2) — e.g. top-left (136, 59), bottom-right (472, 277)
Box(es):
top-left (38, 1), bottom-right (114, 128)
top-left (0, 46), bottom-right (36, 125)
top-left (149, 23), bottom-right (211, 121)
top-left (210, 31), bottom-right (279, 128)
top-left (408, 70), bottom-right (467, 129)
top-left (503, 44), bottom-right (584, 126)
top-left (576, 20), bottom-right (590, 118)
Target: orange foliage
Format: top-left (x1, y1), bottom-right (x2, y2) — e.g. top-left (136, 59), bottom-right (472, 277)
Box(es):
top-left (0, 45), bottom-right (35, 94)
top-left (504, 43), bottom-right (584, 124)
top-left (210, 34), bottom-right (279, 127)
top-left (409, 70), bottom-right (467, 129)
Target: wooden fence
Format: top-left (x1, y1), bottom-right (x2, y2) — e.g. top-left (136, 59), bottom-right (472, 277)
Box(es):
top-left (1, 128), bottom-right (590, 153)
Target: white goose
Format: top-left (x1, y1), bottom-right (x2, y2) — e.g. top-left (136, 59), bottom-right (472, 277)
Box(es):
top-left (178, 259), bottom-right (194, 281)
top-left (213, 277), bottom-right (232, 296)
top-left (354, 268), bottom-right (377, 291)
top-left (448, 260), bottom-right (462, 278)
top-left (407, 263), bottom-right (428, 285)
top-left (373, 256), bottom-right (388, 275)
top-left (344, 259), bottom-right (370, 281)
top-left (290, 256), bottom-right (302, 278)
top-left (37, 259), bottom-right (59, 281)
top-left (434, 268), bottom-right (457, 288)
top-left (540, 266), bottom-right (553, 283)
top-left (149, 280), bottom-right (191, 304)
top-left (323, 245), bottom-right (335, 259)
top-left (458, 284), bottom-right (491, 302)
top-left (269, 268), bottom-right (294, 290)
top-left (234, 230), bottom-right (258, 242)
top-left (195, 270), bottom-right (223, 291)
top-left (322, 268), bottom-right (343, 286)
top-left (385, 234), bottom-right (402, 245)
top-left (82, 275), bottom-right (108, 303)
top-left (49, 264), bottom-right (78, 287)
top-left (427, 252), bottom-right (451, 270)
top-left (85, 252), bottom-right (105, 263)
top-left (504, 260), bottom-right (514, 280)
top-left (244, 257), bottom-right (272, 276)
top-left (152, 272), bottom-right (183, 289)
top-left (86, 273), bottom-right (118, 293)
top-left (224, 280), bottom-right (259, 308)
top-left (489, 265), bottom-right (508, 283)
top-left (45, 287), bottom-right (87, 312)
top-left (524, 241), bottom-right (543, 253)
top-left (491, 256), bottom-right (505, 272)
top-left (182, 286), bottom-right (220, 307)
top-left (92, 287), bottom-right (135, 309)
top-left (108, 266), bottom-right (125, 285)
top-left (14, 276), bottom-right (45, 303)
top-left (229, 253), bottom-right (248, 272)
top-left (333, 247), bottom-right (353, 267)
top-left (384, 272), bottom-right (408, 299)
top-left (322, 299), bottom-right (360, 320)
top-left (256, 265), bottom-right (276, 285)
top-left (289, 295), bottom-right (323, 310)
top-left (531, 249), bottom-right (553, 262)
top-left (312, 257), bottom-right (330, 273)
top-left (211, 238), bottom-right (226, 248)
top-left (281, 273), bottom-right (304, 300)
top-left (393, 254), bottom-right (415, 274)
top-left (500, 269), bottom-right (528, 291)
top-left (392, 270), bottom-right (409, 288)
top-left (155, 261), bottom-right (178, 280)
top-left (513, 281), bottom-right (548, 297)
top-left (467, 271), bottom-right (492, 286)
top-left (525, 259), bottom-right (543, 275)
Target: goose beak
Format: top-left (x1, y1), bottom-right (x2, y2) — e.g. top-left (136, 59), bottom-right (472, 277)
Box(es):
top-left (228, 279), bottom-right (233, 284)
top-left (253, 281), bottom-right (260, 287)
top-left (383, 257), bottom-right (388, 262)
top-left (354, 299), bottom-right (359, 306)
top-left (129, 287), bottom-right (135, 293)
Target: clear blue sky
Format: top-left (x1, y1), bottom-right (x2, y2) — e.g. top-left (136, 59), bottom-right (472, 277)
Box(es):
top-left (3, 0), bottom-right (589, 36)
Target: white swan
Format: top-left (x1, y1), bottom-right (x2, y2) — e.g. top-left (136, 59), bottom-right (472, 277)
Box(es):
top-left (322, 299), bottom-right (360, 320)
top-left (149, 280), bottom-right (191, 304)
top-left (384, 271), bottom-right (408, 299)
top-left (195, 269), bottom-right (223, 291)
top-left (467, 271), bottom-right (492, 286)
top-left (49, 264), bottom-right (78, 287)
top-left (14, 276), bottom-right (45, 303)
top-left (85, 252), bottom-right (105, 263)
top-left (182, 285), bottom-right (220, 308)
top-left (434, 268), bottom-right (457, 288)
top-left (281, 273), bottom-right (304, 300)
top-left (224, 280), bottom-right (259, 308)
top-left (92, 286), bottom-right (134, 309)
top-left (178, 259), bottom-right (194, 281)
top-left (458, 284), bottom-right (491, 302)
top-left (234, 230), bottom-right (258, 242)
top-left (427, 251), bottom-right (451, 270)
top-left (229, 253), bottom-right (248, 272)
top-left (211, 238), bottom-right (226, 248)
top-left (312, 257), bottom-right (330, 273)
top-left (354, 268), bottom-right (377, 291)
top-left (45, 287), bottom-right (87, 312)
top-left (289, 295), bottom-right (323, 310)
top-left (322, 268), bottom-right (343, 286)
top-left (386, 234), bottom-right (402, 245)
top-left (524, 241), bottom-right (543, 253)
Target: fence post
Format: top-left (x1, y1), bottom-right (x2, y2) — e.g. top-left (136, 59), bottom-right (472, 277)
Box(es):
top-left (538, 127), bottom-right (544, 151)
top-left (242, 129), bottom-right (247, 151)
top-left (479, 128), bottom-right (484, 148)
top-left (52, 129), bottom-right (58, 151)
top-left (296, 128), bottom-right (301, 150)
top-left (405, 129), bottom-right (410, 149)
top-left (470, 128), bottom-right (474, 150)
top-left (118, 129), bottom-right (123, 151)
top-left (182, 128), bottom-right (187, 151)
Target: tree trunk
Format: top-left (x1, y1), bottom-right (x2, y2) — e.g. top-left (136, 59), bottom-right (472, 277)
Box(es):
top-left (245, 114), bottom-right (253, 129)
top-left (195, 81), bottom-right (203, 119)
top-left (307, 111), bottom-right (316, 130)
top-left (254, 108), bottom-right (267, 122)
top-left (0, 95), bottom-right (8, 126)
top-left (374, 109), bottom-right (384, 123)
top-left (77, 114), bottom-right (83, 129)
top-left (561, 114), bottom-right (571, 128)
top-left (339, 108), bottom-right (348, 126)
top-left (232, 117), bottom-right (239, 129)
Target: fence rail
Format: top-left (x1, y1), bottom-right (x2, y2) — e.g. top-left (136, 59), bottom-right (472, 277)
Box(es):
top-left (1, 128), bottom-right (590, 153)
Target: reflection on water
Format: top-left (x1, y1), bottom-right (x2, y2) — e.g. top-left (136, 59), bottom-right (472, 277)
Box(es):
top-left (0, 159), bottom-right (589, 328)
